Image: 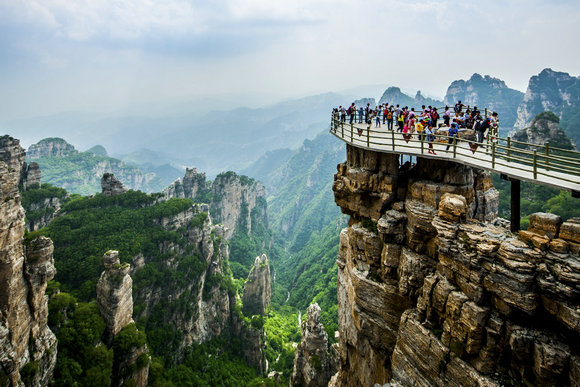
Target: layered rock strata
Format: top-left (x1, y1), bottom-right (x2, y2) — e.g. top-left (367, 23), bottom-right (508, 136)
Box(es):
top-left (331, 144), bottom-right (579, 386)
top-left (292, 303), bottom-right (338, 387)
top-left (210, 172), bottom-right (267, 239)
top-left (162, 167), bottom-right (207, 200)
top-left (97, 250), bottom-right (134, 344)
top-left (97, 250), bottom-right (149, 386)
top-left (242, 254), bottom-right (272, 316)
top-left (134, 203), bottom-right (232, 358)
top-left (163, 170), bottom-right (267, 240)
top-left (0, 136), bottom-right (57, 386)
top-left (102, 173), bottom-right (129, 197)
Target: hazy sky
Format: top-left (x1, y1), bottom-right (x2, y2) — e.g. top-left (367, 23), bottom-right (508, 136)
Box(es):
top-left (1, 0), bottom-right (579, 119)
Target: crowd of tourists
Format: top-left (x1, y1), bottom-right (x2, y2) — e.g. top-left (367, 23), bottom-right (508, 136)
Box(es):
top-left (332, 100), bottom-right (499, 154)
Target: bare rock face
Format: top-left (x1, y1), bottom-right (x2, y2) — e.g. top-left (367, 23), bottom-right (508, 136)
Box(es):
top-left (163, 167), bottom-right (207, 200)
top-left (242, 254), bottom-right (271, 316)
top-left (21, 162), bottom-right (41, 190)
top-left (0, 135), bottom-right (57, 386)
top-left (97, 251), bottom-right (150, 386)
top-left (210, 172), bottom-right (267, 239)
top-left (291, 303), bottom-right (338, 387)
top-left (27, 137), bottom-right (77, 159)
top-left (514, 68), bottom-right (580, 131)
top-left (97, 250), bottom-right (134, 344)
top-left (331, 145), bottom-right (579, 386)
top-left (102, 173), bottom-right (129, 197)
top-left (133, 203), bottom-right (232, 360)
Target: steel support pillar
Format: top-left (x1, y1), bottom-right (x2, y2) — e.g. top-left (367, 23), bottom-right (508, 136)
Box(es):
top-left (510, 179), bottom-right (520, 232)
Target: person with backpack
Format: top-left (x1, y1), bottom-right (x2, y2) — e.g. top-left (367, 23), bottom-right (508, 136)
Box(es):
top-left (386, 107), bottom-right (394, 130)
top-left (431, 108), bottom-right (439, 128)
top-left (348, 103), bottom-right (356, 124)
top-left (479, 117), bottom-right (491, 143)
top-left (446, 123), bottom-right (459, 151)
top-left (454, 100), bottom-right (464, 115)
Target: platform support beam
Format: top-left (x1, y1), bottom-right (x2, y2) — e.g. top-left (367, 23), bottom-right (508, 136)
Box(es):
top-left (511, 179), bottom-right (520, 233)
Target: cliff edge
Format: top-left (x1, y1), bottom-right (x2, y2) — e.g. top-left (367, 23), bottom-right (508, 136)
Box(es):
top-left (331, 144), bottom-right (579, 386)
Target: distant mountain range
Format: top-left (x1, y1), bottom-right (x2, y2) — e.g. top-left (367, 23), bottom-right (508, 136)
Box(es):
top-left (27, 138), bottom-right (182, 195)
top-left (4, 68), bottom-right (578, 181)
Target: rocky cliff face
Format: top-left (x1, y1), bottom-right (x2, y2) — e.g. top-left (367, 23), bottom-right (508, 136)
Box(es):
top-left (162, 167), bottom-right (208, 200)
top-left (331, 144), bottom-right (578, 386)
top-left (514, 68), bottom-right (580, 131)
top-left (0, 135), bottom-right (57, 386)
top-left (292, 303), bottom-right (338, 387)
top-left (378, 87), bottom-right (442, 109)
top-left (97, 251), bottom-right (134, 344)
top-left (97, 250), bottom-right (150, 387)
top-left (102, 173), bottom-right (129, 197)
top-left (444, 73), bottom-right (524, 131)
top-left (26, 137), bottom-right (162, 194)
top-left (27, 138), bottom-right (77, 159)
top-left (163, 170), bottom-right (267, 240)
top-left (512, 111), bottom-right (575, 150)
top-left (242, 254), bottom-right (271, 316)
top-left (133, 203), bottom-right (232, 359)
top-left (210, 172), bottom-right (267, 239)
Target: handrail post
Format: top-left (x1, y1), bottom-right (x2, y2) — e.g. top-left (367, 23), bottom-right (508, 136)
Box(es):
top-left (453, 136), bottom-right (457, 158)
top-left (485, 108), bottom-right (487, 118)
top-left (341, 121), bottom-right (344, 138)
top-left (367, 127), bottom-right (370, 148)
top-left (350, 123), bottom-right (353, 143)
top-left (486, 132), bottom-right (490, 155)
top-left (507, 137), bottom-right (511, 163)
top-left (545, 142), bottom-right (550, 171)
top-left (492, 142), bottom-right (496, 168)
top-left (391, 130), bottom-right (395, 151)
top-left (421, 134), bottom-right (424, 154)
top-left (533, 149), bottom-right (537, 179)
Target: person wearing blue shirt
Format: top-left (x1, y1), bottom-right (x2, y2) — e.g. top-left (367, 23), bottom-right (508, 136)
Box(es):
top-left (446, 123), bottom-right (459, 151)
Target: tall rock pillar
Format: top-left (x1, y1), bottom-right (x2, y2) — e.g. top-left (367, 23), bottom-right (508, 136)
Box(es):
top-left (291, 303), bottom-right (338, 386)
top-left (0, 135), bottom-right (57, 386)
top-left (97, 250), bottom-right (149, 387)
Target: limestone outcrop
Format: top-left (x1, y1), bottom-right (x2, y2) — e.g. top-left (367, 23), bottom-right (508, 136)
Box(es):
top-left (162, 167), bottom-right (208, 200)
top-left (133, 203), bottom-right (232, 359)
top-left (0, 135), bottom-right (57, 386)
top-left (27, 138), bottom-right (77, 159)
top-left (512, 111), bottom-right (575, 150)
top-left (242, 254), bottom-right (271, 316)
top-left (291, 303), bottom-right (338, 387)
top-left (514, 68), bottom-right (580, 132)
top-left (210, 172), bottom-right (267, 239)
top-left (97, 251), bottom-right (150, 386)
top-left (331, 144), bottom-right (579, 386)
top-left (163, 169), bottom-right (267, 240)
top-left (97, 250), bottom-right (134, 345)
top-left (102, 173), bottom-right (129, 197)
top-left (443, 73), bottom-right (524, 130)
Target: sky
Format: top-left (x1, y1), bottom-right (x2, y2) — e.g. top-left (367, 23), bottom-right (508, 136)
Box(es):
top-left (0, 0), bottom-right (579, 120)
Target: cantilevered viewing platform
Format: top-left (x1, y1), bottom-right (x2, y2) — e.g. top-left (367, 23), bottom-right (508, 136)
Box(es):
top-left (330, 110), bottom-right (580, 231)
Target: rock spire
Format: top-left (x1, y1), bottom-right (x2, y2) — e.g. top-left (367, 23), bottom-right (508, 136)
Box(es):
top-left (291, 303), bottom-right (338, 386)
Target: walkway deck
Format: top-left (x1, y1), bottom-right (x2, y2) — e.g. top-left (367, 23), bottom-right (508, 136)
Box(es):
top-left (330, 118), bottom-right (580, 193)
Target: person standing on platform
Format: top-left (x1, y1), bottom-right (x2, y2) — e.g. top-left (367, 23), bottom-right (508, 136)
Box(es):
top-left (446, 123), bottom-right (459, 151)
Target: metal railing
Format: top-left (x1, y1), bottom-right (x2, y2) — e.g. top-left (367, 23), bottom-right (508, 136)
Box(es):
top-left (330, 112), bottom-right (580, 193)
